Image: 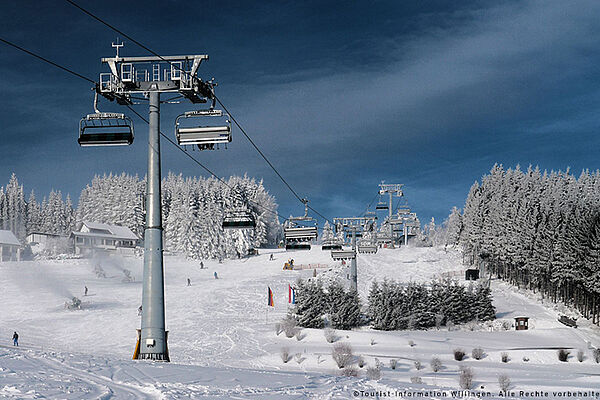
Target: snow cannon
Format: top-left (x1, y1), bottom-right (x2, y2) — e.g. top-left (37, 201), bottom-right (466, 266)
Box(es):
top-left (65, 296), bottom-right (82, 310)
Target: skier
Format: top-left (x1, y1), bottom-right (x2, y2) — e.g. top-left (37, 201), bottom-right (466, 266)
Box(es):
top-left (269, 254), bottom-right (274, 261)
top-left (214, 271), bottom-right (219, 279)
top-left (138, 305), bottom-right (143, 316)
top-left (84, 286), bottom-right (88, 296)
top-left (187, 278), bottom-right (191, 286)
top-left (200, 261), bottom-right (204, 269)
top-left (12, 331), bottom-right (18, 346)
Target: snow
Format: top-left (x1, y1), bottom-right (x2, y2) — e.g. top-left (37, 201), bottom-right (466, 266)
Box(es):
top-left (0, 230), bottom-right (21, 247)
top-left (0, 245), bottom-right (599, 398)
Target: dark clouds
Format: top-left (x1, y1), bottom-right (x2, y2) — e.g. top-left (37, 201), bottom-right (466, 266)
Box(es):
top-left (1, 0), bottom-right (600, 225)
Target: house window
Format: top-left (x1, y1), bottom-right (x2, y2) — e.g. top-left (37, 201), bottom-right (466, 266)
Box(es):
top-left (76, 237), bottom-right (84, 244)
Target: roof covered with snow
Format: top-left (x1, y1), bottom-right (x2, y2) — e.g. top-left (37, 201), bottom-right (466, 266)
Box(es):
top-left (77, 221), bottom-right (138, 240)
top-left (0, 230), bottom-right (21, 246)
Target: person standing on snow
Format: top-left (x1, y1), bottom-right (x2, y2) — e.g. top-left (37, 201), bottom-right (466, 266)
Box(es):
top-left (214, 271), bottom-right (219, 279)
top-left (12, 332), bottom-right (18, 346)
top-left (187, 278), bottom-right (191, 286)
top-left (200, 261), bottom-right (204, 269)
top-left (84, 286), bottom-right (88, 296)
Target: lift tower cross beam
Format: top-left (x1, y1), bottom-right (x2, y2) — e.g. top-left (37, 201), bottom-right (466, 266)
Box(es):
top-left (87, 45), bottom-right (219, 362)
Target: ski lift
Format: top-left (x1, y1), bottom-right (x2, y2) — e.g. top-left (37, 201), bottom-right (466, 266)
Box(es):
top-left (284, 199), bottom-right (318, 251)
top-left (322, 242), bottom-right (342, 251)
top-left (358, 242), bottom-right (377, 254)
top-left (78, 92), bottom-right (134, 146)
top-left (222, 207), bottom-right (256, 229)
top-left (175, 109), bottom-right (231, 150)
top-left (331, 249), bottom-right (356, 260)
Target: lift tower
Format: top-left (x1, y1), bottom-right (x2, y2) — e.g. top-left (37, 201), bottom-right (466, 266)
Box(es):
top-left (80, 44), bottom-right (220, 361)
top-left (378, 183), bottom-right (403, 248)
top-left (332, 216), bottom-right (377, 291)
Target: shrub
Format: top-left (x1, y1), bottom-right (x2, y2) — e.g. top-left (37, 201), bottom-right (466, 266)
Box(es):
top-left (557, 349), bottom-right (570, 362)
top-left (357, 356), bottom-right (365, 368)
top-left (472, 348), bottom-right (484, 360)
top-left (522, 356), bottom-right (529, 362)
top-left (332, 343), bottom-right (353, 369)
top-left (577, 350), bottom-right (584, 362)
top-left (366, 366), bottom-right (381, 380)
top-left (414, 360), bottom-right (422, 370)
top-left (408, 340), bottom-right (415, 347)
top-left (274, 322), bottom-right (282, 336)
top-left (341, 366), bottom-right (359, 377)
top-left (295, 329), bottom-right (305, 341)
top-left (430, 357), bottom-right (442, 372)
top-left (280, 347), bottom-right (290, 363)
top-left (459, 366), bottom-right (474, 389)
top-left (324, 328), bottom-right (338, 343)
top-left (390, 359), bottom-right (397, 370)
top-left (501, 352), bottom-right (509, 363)
top-left (370, 338), bottom-right (376, 346)
top-left (410, 376), bottom-right (423, 384)
top-left (498, 374), bottom-right (511, 391)
top-left (294, 353), bottom-right (304, 364)
top-left (454, 348), bottom-right (466, 361)
top-left (281, 315), bottom-right (298, 338)
top-left (501, 320), bottom-right (512, 331)
top-left (593, 348), bottom-right (600, 363)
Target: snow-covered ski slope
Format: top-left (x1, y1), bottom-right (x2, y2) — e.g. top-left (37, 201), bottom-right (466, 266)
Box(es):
top-left (0, 246), bottom-right (599, 398)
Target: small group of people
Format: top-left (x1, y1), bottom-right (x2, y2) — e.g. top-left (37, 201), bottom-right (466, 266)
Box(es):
top-left (287, 258), bottom-right (294, 266)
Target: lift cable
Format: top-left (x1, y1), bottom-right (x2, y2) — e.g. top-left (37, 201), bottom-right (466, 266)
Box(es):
top-left (0, 37), bottom-right (96, 84)
top-left (0, 35), bottom-right (287, 222)
top-left (64, 0), bottom-right (334, 226)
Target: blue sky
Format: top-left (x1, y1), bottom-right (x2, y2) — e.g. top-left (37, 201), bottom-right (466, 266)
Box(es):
top-left (1, 0), bottom-right (600, 226)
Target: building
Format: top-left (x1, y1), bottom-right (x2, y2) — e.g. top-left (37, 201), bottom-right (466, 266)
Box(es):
top-left (71, 221), bottom-right (139, 256)
top-left (514, 316), bottom-right (529, 330)
top-left (26, 232), bottom-right (66, 245)
top-left (0, 230), bottom-right (22, 261)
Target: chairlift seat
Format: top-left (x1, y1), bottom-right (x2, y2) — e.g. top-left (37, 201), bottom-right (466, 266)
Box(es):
top-left (376, 202), bottom-right (388, 210)
top-left (175, 109), bottom-right (232, 149)
top-left (222, 210), bottom-right (255, 230)
top-left (286, 243), bottom-right (311, 250)
top-left (79, 113), bottom-right (134, 146)
top-left (284, 226), bottom-right (318, 241)
top-left (358, 244), bottom-right (378, 254)
top-left (331, 249), bottom-right (356, 260)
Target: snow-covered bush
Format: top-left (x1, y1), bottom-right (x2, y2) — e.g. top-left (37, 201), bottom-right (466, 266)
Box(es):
top-left (557, 349), bottom-right (570, 362)
top-left (324, 328), bottom-right (337, 343)
top-left (410, 376), bottom-right (423, 384)
top-left (577, 350), bottom-right (584, 362)
top-left (454, 349), bottom-right (466, 361)
top-left (341, 366), bottom-right (359, 377)
top-left (366, 366), bottom-right (381, 380)
top-left (593, 348), bottom-right (600, 363)
top-left (274, 323), bottom-right (282, 336)
top-left (332, 343), bottom-right (353, 369)
top-left (459, 366), bottom-right (474, 389)
top-left (281, 314), bottom-right (298, 338)
top-left (357, 356), bottom-right (365, 368)
top-left (472, 348), bottom-right (484, 360)
top-left (294, 353), bottom-right (304, 364)
top-left (414, 360), bottom-right (422, 370)
top-left (430, 357), bottom-right (442, 372)
top-left (280, 347), bottom-right (290, 363)
top-left (498, 374), bottom-right (511, 391)
top-left (501, 352), bottom-right (509, 363)
top-left (389, 359), bottom-right (397, 370)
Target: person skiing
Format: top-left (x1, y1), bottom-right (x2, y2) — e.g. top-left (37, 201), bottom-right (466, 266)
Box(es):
top-left (12, 331), bottom-right (18, 346)
top-left (84, 286), bottom-right (88, 296)
top-left (200, 261), bottom-right (204, 269)
top-left (138, 305), bottom-right (143, 316)
top-left (187, 278), bottom-right (191, 286)
top-left (269, 254), bottom-right (274, 261)
top-left (214, 271), bottom-right (219, 279)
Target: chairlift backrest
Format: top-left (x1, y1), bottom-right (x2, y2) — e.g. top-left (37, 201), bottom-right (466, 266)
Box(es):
top-left (78, 112), bottom-right (134, 147)
top-left (222, 208), bottom-right (255, 230)
top-left (175, 109), bottom-right (231, 150)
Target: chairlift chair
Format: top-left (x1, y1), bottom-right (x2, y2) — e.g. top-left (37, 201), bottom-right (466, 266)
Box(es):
top-left (331, 249), bottom-right (356, 260)
top-left (222, 208), bottom-right (256, 230)
top-left (175, 109), bottom-right (231, 150)
top-left (79, 90), bottom-right (134, 147)
top-left (358, 242), bottom-right (378, 254)
top-left (376, 201), bottom-right (388, 210)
